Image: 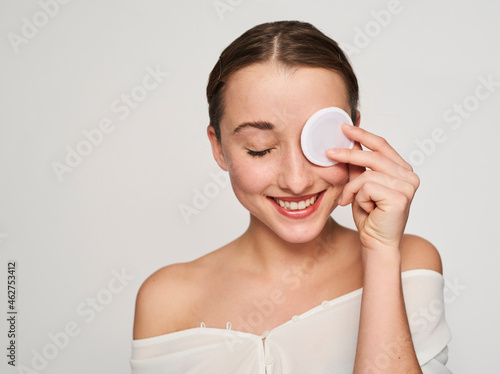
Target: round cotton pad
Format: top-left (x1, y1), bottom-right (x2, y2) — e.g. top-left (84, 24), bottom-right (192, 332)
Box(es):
top-left (300, 107), bottom-right (354, 167)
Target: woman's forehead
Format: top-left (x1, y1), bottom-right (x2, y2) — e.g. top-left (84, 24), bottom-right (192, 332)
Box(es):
top-left (221, 63), bottom-right (350, 132)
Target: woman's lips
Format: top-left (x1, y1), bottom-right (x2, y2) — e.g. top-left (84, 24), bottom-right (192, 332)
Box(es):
top-left (270, 191), bottom-right (320, 202)
top-left (267, 190), bottom-right (326, 219)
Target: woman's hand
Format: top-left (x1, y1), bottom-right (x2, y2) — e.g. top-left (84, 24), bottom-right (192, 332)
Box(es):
top-left (326, 123), bottom-right (420, 252)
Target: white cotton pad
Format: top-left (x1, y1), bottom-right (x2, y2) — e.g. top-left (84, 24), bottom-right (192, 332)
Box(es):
top-left (300, 107), bottom-right (354, 167)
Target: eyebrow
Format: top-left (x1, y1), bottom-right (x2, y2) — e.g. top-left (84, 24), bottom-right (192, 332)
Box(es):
top-left (232, 121), bottom-right (275, 135)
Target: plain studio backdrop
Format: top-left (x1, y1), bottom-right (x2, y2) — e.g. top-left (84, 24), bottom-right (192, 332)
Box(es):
top-left (0, 0), bottom-right (499, 373)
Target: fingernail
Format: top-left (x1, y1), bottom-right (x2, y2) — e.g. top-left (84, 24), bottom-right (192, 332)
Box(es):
top-left (327, 148), bottom-right (339, 156)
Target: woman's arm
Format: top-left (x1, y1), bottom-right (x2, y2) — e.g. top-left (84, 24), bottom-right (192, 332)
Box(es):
top-left (327, 123), bottom-right (435, 373)
top-left (356, 249), bottom-right (420, 373)
top-left (354, 237), bottom-right (443, 373)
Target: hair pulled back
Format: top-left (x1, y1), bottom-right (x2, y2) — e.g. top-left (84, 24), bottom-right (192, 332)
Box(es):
top-left (206, 20), bottom-right (359, 143)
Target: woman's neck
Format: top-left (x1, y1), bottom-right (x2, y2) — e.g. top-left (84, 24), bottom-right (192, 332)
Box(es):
top-left (235, 215), bottom-right (346, 279)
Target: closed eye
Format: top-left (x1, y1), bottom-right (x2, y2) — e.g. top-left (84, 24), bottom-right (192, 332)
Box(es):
top-left (246, 148), bottom-right (273, 157)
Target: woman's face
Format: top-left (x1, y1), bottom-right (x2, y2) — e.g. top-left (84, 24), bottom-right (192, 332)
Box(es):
top-left (208, 62), bottom-right (359, 244)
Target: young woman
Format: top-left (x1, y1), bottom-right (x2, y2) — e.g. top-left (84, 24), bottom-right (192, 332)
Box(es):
top-left (131, 21), bottom-right (451, 373)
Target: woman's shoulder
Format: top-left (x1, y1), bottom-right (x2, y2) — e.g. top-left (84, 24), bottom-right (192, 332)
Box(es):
top-left (341, 225), bottom-right (443, 274)
top-left (132, 250), bottom-right (225, 340)
top-left (400, 233), bottom-right (443, 274)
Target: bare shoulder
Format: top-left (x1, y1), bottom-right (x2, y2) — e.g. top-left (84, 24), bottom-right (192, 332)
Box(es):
top-left (132, 259), bottom-right (208, 340)
top-left (400, 233), bottom-right (443, 274)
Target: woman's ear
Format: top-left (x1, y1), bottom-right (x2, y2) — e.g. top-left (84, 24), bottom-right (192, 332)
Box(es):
top-left (207, 124), bottom-right (228, 171)
top-left (355, 110), bottom-right (361, 127)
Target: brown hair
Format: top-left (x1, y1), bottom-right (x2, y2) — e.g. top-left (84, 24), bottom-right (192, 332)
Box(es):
top-left (206, 20), bottom-right (359, 143)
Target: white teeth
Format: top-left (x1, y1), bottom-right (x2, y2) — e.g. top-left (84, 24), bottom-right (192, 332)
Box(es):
top-left (274, 193), bottom-right (320, 211)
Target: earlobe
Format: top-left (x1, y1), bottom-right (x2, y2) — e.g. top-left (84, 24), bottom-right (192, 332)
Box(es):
top-left (207, 125), bottom-right (228, 171)
top-left (355, 110), bottom-right (361, 127)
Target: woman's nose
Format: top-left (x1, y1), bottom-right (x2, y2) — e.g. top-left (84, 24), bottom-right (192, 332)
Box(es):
top-left (276, 144), bottom-right (315, 195)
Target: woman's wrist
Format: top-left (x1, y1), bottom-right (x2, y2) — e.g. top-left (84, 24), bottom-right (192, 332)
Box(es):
top-left (361, 245), bottom-right (402, 269)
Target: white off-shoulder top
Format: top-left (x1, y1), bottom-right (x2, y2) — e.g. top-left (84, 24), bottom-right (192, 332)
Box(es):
top-left (130, 269), bottom-right (452, 374)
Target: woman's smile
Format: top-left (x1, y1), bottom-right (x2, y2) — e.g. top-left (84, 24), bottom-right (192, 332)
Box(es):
top-left (267, 190), bottom-right (326, 218)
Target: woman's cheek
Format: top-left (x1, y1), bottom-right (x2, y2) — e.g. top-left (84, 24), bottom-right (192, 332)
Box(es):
top-left (228, 159), bottom-right (276, 195)
top-left (322, 163), bottom-right (349, 186)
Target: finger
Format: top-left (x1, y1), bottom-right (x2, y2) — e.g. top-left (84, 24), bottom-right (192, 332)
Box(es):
top-left (348, 140), bottom-right (365, 182)
top-left (340, 124), bottom-right (413, 171)
top-left (339, 170), bottom-right (417, 207)
top-left (353, 181), bottom-right (410, 215)
top-left (327, 148), bottom-right (420, 191)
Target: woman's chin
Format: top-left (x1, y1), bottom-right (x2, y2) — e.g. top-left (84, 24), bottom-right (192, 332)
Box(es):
top-left (271, 223), bottom-right (326, 244)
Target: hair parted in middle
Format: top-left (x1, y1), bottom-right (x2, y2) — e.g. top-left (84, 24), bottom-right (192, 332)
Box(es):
top-left (206, 20), bottom-right (359, 144)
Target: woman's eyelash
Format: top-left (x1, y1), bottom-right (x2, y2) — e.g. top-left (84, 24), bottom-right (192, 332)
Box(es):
top-left (246, 148), bottom-right (273, 157)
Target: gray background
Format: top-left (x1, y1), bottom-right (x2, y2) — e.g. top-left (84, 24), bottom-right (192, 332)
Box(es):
top-left (1, 0), bottom-right (499, 373)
